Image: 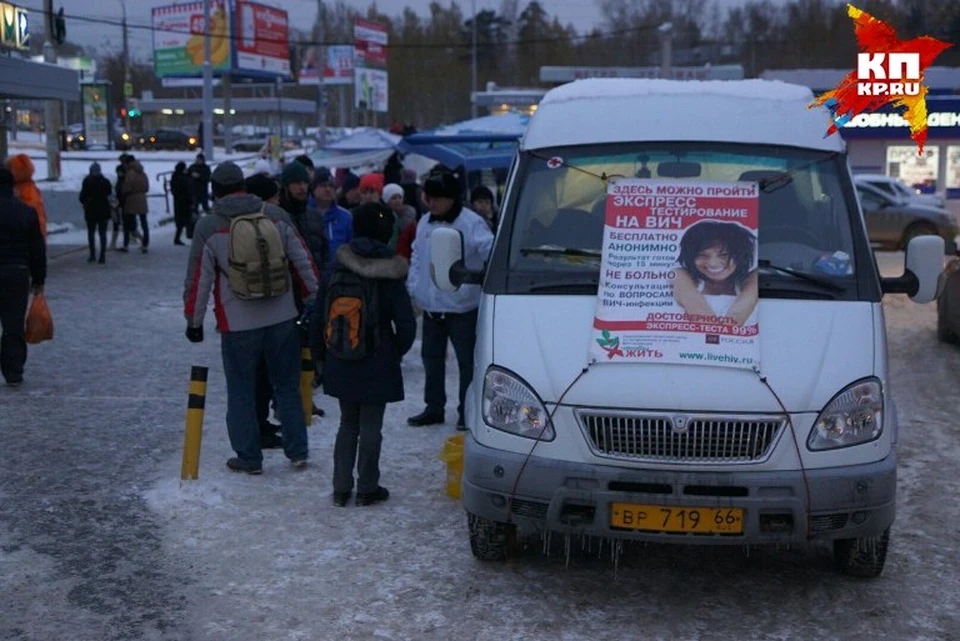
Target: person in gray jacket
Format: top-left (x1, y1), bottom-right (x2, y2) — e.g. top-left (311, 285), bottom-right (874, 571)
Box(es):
top-left (406, 170), bottom-right (494, 430)
top-left (182, 162), bottom-right (321, 474)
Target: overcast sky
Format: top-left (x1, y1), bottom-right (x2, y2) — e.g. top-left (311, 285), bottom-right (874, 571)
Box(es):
top-left (19, 0), bottom-right (763, 59)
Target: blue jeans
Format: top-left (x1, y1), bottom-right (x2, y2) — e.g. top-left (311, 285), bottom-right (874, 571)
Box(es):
top-left (220, 319), bottom-right (307, 464)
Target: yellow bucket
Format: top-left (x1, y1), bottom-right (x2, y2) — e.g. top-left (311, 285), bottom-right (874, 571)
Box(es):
top-left (438, 433), bottom-right (466, 499)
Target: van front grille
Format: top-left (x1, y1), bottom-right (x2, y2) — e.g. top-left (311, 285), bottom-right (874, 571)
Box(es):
top-left (577, 411), bottom-right (783, 464)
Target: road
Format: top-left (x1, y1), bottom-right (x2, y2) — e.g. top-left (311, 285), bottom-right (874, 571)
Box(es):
top-left (1, 240), bottom-right (957, 641)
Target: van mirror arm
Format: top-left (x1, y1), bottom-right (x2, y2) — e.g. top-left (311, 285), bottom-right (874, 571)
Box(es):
top-left (449, 260), bottom-right (485, 287)
top-left (880, 271), bottom-right (919, 296)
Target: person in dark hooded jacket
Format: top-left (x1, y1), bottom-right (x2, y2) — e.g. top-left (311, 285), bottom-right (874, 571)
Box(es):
top-left (78, 163), bottom-right (113, 263)
top-left (323, 201), bottom-right (416, 507)
top-left (170, 161), bottom-right (193, 244)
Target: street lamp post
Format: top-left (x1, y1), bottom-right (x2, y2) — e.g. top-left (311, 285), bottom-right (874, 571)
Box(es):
top-left (471, 0), bottom-right (478, 119)
top-left (202, 0), bottom-right (214, 160)
top-left (43, 0), bottom-right (61, 180)
top-left (121, 0), bottom-right (131, 136)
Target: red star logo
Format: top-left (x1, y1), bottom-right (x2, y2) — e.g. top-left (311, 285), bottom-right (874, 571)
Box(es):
top-left (811, 4), bottom-right (952, 154)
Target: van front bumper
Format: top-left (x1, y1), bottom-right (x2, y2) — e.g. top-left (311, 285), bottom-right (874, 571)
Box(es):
top-left (461, 435), bottom-right (895, 544)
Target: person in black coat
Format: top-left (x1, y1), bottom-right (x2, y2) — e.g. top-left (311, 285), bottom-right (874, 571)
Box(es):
top-left (0, 167), bottom-right (46, 387)
top-left (78, 163), bottom-right (113, 263)
top-left (188, 154), bottom-right (212, 217)
top-left (170, 161), bottom-right (193, 245)
top-left (323, 202), bottom-right (416, 507)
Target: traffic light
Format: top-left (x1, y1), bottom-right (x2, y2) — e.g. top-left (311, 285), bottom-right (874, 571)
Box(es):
top-left (120, 108), bottom-right (128, 117)
top-left (128, 109), bottom-right (141, 118)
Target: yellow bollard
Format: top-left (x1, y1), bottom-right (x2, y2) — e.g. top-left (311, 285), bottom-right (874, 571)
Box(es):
top-left (300, 346), bottom-right (314, 425)
top-left (181, 366), bottom-right (209, 480)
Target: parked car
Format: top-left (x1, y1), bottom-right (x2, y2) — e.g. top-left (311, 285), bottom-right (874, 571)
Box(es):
top-left (114, 129), bottom-right (134, 151)
top-left (854, 173), bottom-right (945, 209)
top-left (136, 129), bottom-right (198, 151)
top-left (855, 182), bottom-right (958, 252)
top-left (937, 257), bottom-right (960, 343)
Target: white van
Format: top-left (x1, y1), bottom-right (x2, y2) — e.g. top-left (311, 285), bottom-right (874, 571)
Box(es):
top-left (430, 79), bottom-right (943, 577)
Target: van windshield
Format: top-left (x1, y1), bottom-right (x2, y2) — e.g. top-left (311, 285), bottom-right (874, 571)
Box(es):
top-left (504, 143), bottom-right (864, 298)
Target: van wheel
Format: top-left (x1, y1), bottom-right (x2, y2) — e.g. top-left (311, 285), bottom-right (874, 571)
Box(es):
top-left (467, 511), bottom-right (516, 561)
top-left (833, 527), bottom-right (890, 578)
top-left (900, 222), bottom-right (938, 250)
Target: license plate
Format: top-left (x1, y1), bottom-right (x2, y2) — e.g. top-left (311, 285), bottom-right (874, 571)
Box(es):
top-left (610, 503), bottom-right (744, 534)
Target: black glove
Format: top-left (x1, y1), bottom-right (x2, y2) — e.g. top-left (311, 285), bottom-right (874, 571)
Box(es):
top-left (185, 326), bottom-right (204, 343)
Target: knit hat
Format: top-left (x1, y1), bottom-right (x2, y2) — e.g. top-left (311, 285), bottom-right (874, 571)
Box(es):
top-left (382, 183), bottom-right (404, 203)
top-left (423, 172), bottom-right (460, 200)
top-left (352, 202), bottom-right (395, 244)
top-left (211, 161), bottom-right (246, 198)
top-left (253, 158), bottom-right (273, 176)
top-left (401, 168), bottom-right (418, 184)
top-left (313, 166), bottom-right (333, 185)
top-left (470, 185), bottom-right (494, 203)
top-left (89, 162), bottom-right (102, 175)
top-left (341, 171), bottom-right (361, 193)
top-left (280, 161), bottom-right (310, 187)
top-left (358, 172), bottom-right (385, 195)
top-left (293, 154), bottom-right (315, 169)
top-left (245, 174), bottom-right (279, 202)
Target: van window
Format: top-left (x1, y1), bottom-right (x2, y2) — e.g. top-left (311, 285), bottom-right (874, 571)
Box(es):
top-left (505, 143), bottom-right (861, 296)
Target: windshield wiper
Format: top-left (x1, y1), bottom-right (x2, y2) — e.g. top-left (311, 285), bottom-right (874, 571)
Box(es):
top-left (519, 247), bottom-right (602, 258)
top-left (757, 260), bottom-right (847, 292)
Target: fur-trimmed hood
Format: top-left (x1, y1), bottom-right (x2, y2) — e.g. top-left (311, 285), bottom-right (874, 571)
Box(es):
top-left (336, 241), bottom-right (408, 280)
top-left (6, 154), bottom-right (35, 184)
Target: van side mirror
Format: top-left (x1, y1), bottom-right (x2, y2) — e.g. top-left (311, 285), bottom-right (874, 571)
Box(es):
top-left (881, 234), bottom-right (944, 303)
top-left (429, 227), bottom-right (485, 292)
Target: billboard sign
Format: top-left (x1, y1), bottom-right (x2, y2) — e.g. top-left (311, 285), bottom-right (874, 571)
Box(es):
top-left (81, 83), bottom-right (111, 148)
top-left (299, 44), bottom-right (354, 86)
top-left (0, 2), bottom-right (28, 51)
top-left (355, 67), bottom-right (388, 113)
top-left (152, 1), bottom-right (232, 77)
top-left (354, 19), bottom-right (387, 69)
top-left (234, 0), bottom-right (290, 77)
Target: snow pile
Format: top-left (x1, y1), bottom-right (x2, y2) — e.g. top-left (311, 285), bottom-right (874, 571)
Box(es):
top-left (540, 78), bottom-right (815, 106)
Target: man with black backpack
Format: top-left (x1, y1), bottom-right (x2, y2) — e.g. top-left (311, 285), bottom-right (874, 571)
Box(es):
top-left (183, 162), bottom-right (320, 475)
top-left (322, 202), bottom-right (416, 507)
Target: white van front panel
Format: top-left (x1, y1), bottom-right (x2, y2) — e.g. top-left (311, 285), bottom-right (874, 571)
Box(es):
top-left (490, 296), bottom-right (876, 413)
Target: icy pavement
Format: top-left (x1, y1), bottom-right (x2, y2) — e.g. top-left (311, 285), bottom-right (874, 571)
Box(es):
top-left (1, 236), bottom-right (959, 640)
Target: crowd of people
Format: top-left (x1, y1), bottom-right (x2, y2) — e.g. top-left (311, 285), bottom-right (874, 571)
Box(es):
top-left (182, 154), bottom-right (499, 507)
top-left (0, 144), bottom-right (501, 509)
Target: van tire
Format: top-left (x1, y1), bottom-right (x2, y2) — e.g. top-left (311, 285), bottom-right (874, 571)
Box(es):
top-left (467, 511), bottom-right (515, 561)
top-left (832, 527), bottom-right (890, 578)
top-left (900, 222), bottom-right (938, 250)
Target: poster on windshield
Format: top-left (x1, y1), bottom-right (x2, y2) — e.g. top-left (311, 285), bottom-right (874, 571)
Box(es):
top-left (590, 179), bottom-right (760, 370)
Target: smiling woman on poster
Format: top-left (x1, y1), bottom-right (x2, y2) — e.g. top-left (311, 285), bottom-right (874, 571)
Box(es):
top-left (672, 220), bottom-right (758, 327)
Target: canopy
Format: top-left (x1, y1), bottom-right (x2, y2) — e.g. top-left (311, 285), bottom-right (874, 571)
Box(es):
top-left (396, 113), bottom-right (528, 172)
top-left (323, 127), bottom-right (401, 151)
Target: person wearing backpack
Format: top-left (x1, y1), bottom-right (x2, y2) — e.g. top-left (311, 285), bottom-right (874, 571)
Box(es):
top-left (183, 162), bottom-right (320, 475)
top-left (323, 202), bottom-right (416, 507)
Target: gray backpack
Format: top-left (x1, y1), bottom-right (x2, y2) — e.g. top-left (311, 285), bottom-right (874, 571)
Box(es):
top-left (227, 206), bottom-right (290, 300)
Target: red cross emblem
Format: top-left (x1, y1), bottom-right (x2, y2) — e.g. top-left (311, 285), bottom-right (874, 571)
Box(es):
top-left (546, 156), bottom-right (563, 169)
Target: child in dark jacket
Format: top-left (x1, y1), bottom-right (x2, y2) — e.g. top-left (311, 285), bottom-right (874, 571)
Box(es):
top-left (323, 202), bottom-right (416, 507)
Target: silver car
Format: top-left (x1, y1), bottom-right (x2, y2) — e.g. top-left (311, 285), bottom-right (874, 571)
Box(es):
top-left (854, 173), bottom-right (945, 208)
top-left (856, 182), bottom-right (958, 252)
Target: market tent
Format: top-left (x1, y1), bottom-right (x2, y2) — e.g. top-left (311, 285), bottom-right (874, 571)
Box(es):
top-left (309, 127), bottom-right (434, 176)
top-left (396, 113), bottom-right (528, 172)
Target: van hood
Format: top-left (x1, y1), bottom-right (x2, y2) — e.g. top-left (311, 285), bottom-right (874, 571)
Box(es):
top-left (492, 296), bottom-right (875, 413)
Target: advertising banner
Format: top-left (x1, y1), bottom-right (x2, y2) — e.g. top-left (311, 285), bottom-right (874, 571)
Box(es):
top-left (0, 2), bottom-right (29, 51)
top-left (152, 1), bottom-right (231, 77)
top-left (353, 19), bottom-right (388, 69)
top-left (81, 83), bottom-right (110, 148)
top-left (354, 67), bottom-right (388, 113)
top-left (590, 179), bottom-right (760, 369)
top-left (298, 44), bottom-right (354, 86)
top-left (234, 0), bottom-right (289, 77)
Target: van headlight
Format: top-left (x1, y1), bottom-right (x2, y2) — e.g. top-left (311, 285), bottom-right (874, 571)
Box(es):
top-left (808, 378), bottom-right (883, 450)
top-left (482, 367), bottom-right (554, 440)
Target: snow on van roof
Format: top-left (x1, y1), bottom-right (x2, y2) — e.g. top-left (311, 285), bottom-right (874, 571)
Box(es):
top-left (539, 78), bottom-right (815, 106)
top-left (523, 78), bottom-right (844, 154)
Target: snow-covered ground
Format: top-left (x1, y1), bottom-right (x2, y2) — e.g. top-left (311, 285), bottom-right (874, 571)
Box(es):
top-left (2, 238), bottom-right (959, 640)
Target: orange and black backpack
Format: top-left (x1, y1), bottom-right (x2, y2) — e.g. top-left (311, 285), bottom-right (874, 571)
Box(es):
top-left (324, 268), bottom-right (380, 360)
